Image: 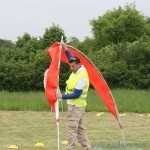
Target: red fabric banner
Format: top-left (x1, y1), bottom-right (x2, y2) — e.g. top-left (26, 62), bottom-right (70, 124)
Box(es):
top-left (46, 42), bottom-right (122, 128)
top-left (46, 42), bottom-right (60, 110)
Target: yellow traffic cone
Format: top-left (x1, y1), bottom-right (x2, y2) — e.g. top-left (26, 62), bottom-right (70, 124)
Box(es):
top-left (96, 112), bottom-right (104, 116)
top-left (138, 114), bottom-right (144, 117)
top-left (35, 142), bottom-right (45, 147)
top-left (120, 113), bottom-right (127, 117)
top-left (8, 145), bottom-right (19, 149)
top-left (61, 140), bottom-right (68, 145)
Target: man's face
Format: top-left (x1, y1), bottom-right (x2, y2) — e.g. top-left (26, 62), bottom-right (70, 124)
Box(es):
top-left (69, 62), bottom-right (81, 73)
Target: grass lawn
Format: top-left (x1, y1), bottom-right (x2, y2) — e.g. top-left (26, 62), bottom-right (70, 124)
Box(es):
top-left (0, 111), bottom-right (150, 150)
top-left (0, 89), bottom-right (150, 113)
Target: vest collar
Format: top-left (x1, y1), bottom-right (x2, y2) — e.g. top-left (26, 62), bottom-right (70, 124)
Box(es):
top-left (73, 65), bottom-right (84, 75)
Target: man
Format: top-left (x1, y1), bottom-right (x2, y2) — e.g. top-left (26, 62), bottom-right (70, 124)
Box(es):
top-left (56, 43), bottom-right (90, 150)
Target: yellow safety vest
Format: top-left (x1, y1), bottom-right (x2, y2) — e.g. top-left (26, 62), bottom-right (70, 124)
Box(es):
top-left (65, 68), bottom-right (89, 106)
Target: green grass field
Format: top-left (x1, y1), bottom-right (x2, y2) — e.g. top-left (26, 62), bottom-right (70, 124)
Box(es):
top-left (0, 89), bottom-right (150, 112)
top-left (0, 89), bottom-right (150, 149)
top-left (0, 111), bottom-right (150, 150)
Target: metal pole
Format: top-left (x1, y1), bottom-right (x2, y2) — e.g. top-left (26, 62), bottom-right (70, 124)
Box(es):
top-left (121, 128), bottom-right (125, 143)
top-left (56, 36), bottom-right (63, 150)
top-left (56, 105), bottom-right (60, 150)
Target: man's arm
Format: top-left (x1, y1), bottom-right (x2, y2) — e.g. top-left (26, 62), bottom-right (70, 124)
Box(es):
top-left (61, 42), bottom-right (73, 60)
top-left (56, 77), bottom-right (86, 99)
top-left (62, 89), bottom-right (82, 99)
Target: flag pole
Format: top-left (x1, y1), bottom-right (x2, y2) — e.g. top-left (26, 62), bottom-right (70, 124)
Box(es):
top-left (56, 36), bottom-right (63, 150)
top-left (121, 128), bottom-right (125, 143)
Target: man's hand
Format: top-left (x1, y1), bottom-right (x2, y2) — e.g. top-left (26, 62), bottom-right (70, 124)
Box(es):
top-left (56, 92), bottom-right (62, 99)
top-left (61, 42), bottom-right (68, 51)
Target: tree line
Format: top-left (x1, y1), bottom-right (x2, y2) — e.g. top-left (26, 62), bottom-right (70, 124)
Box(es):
top-left (0, 4), bottom-right (150, 91)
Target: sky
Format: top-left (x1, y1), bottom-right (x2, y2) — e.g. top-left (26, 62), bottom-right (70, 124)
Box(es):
top-left (0, 0), bottom-right (150, 42)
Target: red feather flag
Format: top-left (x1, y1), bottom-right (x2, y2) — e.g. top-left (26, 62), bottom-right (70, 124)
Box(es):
top-left (46, 42), bottom-right (61, 111)
top-left (46, 42), bottom-right (122, 128)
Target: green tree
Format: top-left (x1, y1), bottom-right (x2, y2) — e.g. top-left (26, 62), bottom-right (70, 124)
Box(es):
top-left (124, 36), bottom-right (150, 89)
top-left (68, 36), bottom-right (96, 57)
top-left (40, 24), bottom-right (67, 50)
top-left (90, 4), bottom-right (149, 48)
top-left (0, 39), bottom-right (14, 48)
top-left (15, 33), bottom-right (40, 53)
top-left (32, 50), bottom-right (50, 90)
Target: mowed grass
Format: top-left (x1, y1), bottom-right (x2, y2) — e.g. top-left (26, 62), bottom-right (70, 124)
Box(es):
top-left (0, 89), bottom-right (150, 113)
top-left (0, 111), bottom-right (150, 150)
top-left (0, 91), bottom-right (50, 111)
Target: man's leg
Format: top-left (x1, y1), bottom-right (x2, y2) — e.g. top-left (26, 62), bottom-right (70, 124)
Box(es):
top-left (66, 105), bottom-right (86, 150)
top-left (66, 120), bottom-right (78, 150)
top-left (66, 105), bottom-right (79, 150)
top-left (77, 118), bottom-right (90, 150)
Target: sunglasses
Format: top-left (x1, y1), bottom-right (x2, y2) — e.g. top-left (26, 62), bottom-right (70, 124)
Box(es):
top-left (69, 57), bottom-right (77, 61)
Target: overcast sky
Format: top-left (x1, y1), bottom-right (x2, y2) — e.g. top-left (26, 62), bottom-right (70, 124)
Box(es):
top-left (0, 0), bottom-right (149, 42)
